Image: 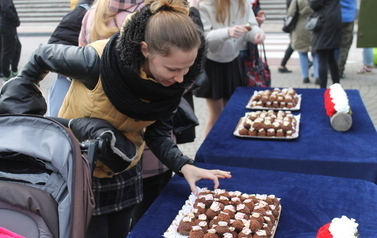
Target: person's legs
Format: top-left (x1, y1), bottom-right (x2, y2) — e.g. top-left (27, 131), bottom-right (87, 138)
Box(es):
top-left (328, 48), bottom-right (340, 84)
top-left (108, 207), bottom-right (135, 238)
top-left (48, 74), bottom-right (71, 116)
top-left (316, 50), bottom-right (329, 88)
top-left (86, 207), bottom-right (134, 238)
top-left (204, 98), bottom-right (225, 137)
top-left (358, 48), bottom-right (374, 74)
top-left (363, 48), bottom-right (374, 67)
top-left (130, 170), bottom-right (172, 229)
top-left (298, 52), bottom-right (309, 83)
top-left (0, 36), bottom-right (3, 77)
top-left (337, 22), bottom-right (354, 78)
top-left (279, 43), bottom-right (294, 73)
top-left (1, 27), bottom-right (17, 79)
top-left (86, 215), bottom-right (108, 238)
top-left (11, 36), bottom-right (21, 75)
top-left (311, 52), bottom-right (319, 79)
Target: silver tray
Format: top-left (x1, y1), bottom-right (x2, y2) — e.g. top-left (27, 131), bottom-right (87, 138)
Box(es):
top-left (233, 114), bottom-right (300, 140)
top-left (163, 187), bottom-right (282, 238)
top-left (246, 91), bottom-right (302, 111)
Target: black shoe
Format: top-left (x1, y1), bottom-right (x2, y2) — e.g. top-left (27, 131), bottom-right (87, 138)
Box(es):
top-left (303, 78), bottom-right (310, 83)
top-left (278, 67), bottom-right (292, 73)
top-left (339, 72), bottom-right (345, 79)
top-left (315, 78), bottom-right (320, 85)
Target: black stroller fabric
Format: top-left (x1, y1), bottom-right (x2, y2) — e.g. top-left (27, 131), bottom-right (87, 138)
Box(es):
top-left (0, 115), bottom-right (95, 238)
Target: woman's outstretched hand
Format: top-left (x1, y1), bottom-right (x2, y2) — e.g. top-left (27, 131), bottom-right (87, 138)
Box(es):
top-left (180, 164), bottom-right (232, 195)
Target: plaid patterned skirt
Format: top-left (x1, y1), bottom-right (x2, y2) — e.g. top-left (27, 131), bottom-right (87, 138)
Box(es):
top-left (92, 161), bottom-right (143, 216)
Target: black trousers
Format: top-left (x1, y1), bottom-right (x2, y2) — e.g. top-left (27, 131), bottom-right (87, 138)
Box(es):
top-left (86, 206), bottom-right (134, 238)
top-left (130, 169), bottom-right (173, 230)
top-left (0, 26), bottom-right (21, 77)
top-left (317, 49), bottom-right (340, 88)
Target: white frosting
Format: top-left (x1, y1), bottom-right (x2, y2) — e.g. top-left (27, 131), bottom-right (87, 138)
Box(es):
top-left (218, 221), bottom-right (228, 227)
top-left (235, 212), bottom-right (246, 220)
top-left (241, 227), bottom-right (252, 235)
top-left (191, 226), bottom-right (202, 231)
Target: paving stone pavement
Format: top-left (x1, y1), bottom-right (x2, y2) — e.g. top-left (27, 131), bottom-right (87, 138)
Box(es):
top-left (14, 23), bottom-right (377, 160)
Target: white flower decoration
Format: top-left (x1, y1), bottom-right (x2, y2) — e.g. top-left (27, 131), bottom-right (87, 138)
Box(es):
top-left (329, 83), bottom-right (350, 114)
top-left (329, 215), bottom-right (359, 238)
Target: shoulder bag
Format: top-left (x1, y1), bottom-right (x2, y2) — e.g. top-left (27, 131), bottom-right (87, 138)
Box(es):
top-left (282, 0), bottom-right (299, 33)
top-left (305, 12), bottom-right (324, 31)
top-left (243, 43), bottom-right (271, 87)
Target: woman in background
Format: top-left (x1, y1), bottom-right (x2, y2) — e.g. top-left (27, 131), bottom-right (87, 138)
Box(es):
top-left (288, 0), bottom-right (318, 84)
top-left (309, 0), bottom-right (341, 88)
top-left (195, 0), bottom-right (265, 136)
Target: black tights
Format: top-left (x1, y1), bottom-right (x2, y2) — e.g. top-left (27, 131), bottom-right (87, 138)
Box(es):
top-left (86, 206), bottom-right (134, 238)
top-left (280, 43), bottom-right (294, 67)
top-left (316, 49), bottom-right (340, 88)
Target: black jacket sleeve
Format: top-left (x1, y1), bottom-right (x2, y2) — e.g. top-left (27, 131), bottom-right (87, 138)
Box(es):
top-left (0, 0), bottom-right (20, 27)
top-left (20, 44), bottom-right (100, 89)
top-left (144, 111), bottom-right (193, 175)
top-left (309, 0), bottom-right (325, 11)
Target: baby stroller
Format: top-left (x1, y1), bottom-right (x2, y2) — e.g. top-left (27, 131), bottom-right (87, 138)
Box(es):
top-left (0, 78), bottom-right (136, 238)
top-left (0, 114), bottom-right (95, 238)
top-left (0, 113), bottom-right (135, 238)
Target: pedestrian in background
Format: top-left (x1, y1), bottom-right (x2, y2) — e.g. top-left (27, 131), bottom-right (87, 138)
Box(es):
top-left (288, 0), bottom-right (318, 84)
top-left (336, 0), bottom-right (357, 79)
top-left (278, 0), bottom-right (295, 74)
top-left (194, 0), bottom-right (265, 136)
top-left (356, 0), bottom-right (377, 74)
top-left (47, 0), bottom-right (95, 117)
top-left (0, 0), bottom-right (21, 81)
top-left (309, 0), bottom-right (341, 88)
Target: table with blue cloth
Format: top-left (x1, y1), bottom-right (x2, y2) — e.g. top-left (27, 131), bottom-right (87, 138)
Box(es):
top-left (127, 163), bottom-right (377, 238)
top-left (195, 87), bottom-right (377, 184)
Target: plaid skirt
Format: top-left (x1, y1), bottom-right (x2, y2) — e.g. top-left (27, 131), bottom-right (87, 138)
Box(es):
top-left (92, 161), bottom-right (143, 216)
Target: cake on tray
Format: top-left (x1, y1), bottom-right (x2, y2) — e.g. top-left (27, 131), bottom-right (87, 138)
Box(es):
top-left (164, 188), bottom-right (281, 238)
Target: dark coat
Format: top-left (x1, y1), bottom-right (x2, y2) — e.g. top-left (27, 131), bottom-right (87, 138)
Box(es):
top-left (357, 0), bottom-right (377, 47)
top-left (48, 0), bottom-right (94, 45)
top-left (309, 0), bottom-right (341, 51)
top-left (0, 0), bottom-right (20, 28)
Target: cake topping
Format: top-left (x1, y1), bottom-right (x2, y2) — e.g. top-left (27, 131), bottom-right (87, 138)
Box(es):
top-left (198, 214), bottom-right (207, 220)
top-left (237, 204), bottom-right (246, 210)
top-left (241, 227), bottom-right (252, 235)
top-left (256, 230), bottom-right (267, 235)
top-left (182, 215), bottom-right (193, 222)
top-left (224, 205), bottom-right (235, 211)
top-left (218, 221), bottom-right (228, 227)
top-left (223, 233), bottom-right (233, 238)
top-left (235, 212), bottom-right (246, 220)
top-left (252, 213), bottom-right (261, 218)
top-left (210, 201), bottom-right (222, 211)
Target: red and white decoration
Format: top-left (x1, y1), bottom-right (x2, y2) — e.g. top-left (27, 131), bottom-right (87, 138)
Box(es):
top-left (316, 215), bottom-right (359, 238)
top-left (324, 83), bottom-right (350, 117)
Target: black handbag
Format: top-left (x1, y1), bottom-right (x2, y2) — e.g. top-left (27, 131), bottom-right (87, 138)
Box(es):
top-left (282, 0), bottom-right (299, 33)
top-left (305, 12), bottom-right (323, 31)
top-left (173, 97), bottom-right (199, 136)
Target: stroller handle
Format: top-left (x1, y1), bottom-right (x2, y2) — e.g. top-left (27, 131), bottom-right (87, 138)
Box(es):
top-left (49, 117), bottom-right (70, 127)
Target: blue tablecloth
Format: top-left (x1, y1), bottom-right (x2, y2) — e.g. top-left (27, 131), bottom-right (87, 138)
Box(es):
top-left (127, 163), bottom-right (377, 238)
top-left (195, 87), bottom-right (377, 184)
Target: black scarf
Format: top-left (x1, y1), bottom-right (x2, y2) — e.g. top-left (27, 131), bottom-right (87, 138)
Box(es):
top-left (101, 32), bottom-right (184, 121)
